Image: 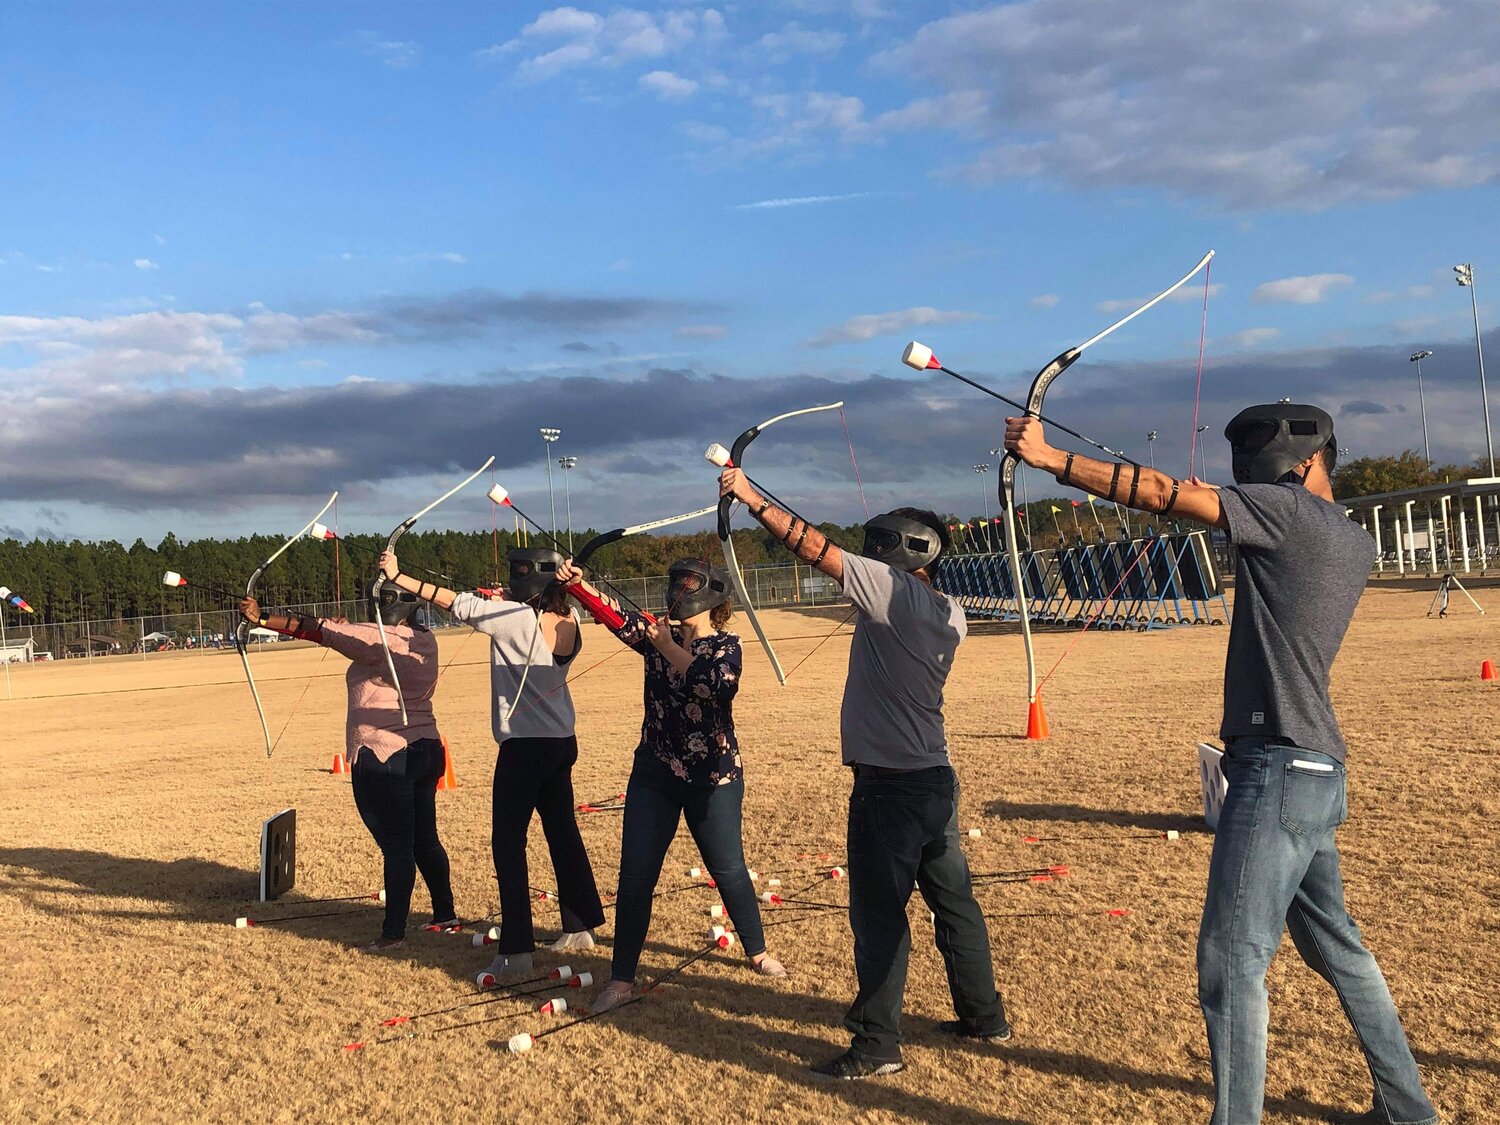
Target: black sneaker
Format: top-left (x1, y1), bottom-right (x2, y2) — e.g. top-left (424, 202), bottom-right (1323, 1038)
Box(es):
top-left (936, 1019), bottom-right (1013, 1042)
top-left (808, 1048), bottom-right (906, 1080)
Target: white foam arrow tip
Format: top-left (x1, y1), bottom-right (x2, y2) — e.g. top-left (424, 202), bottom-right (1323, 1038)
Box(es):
top-left (486, 483), bottom-right (510, 506)
top-left (309, 523), bottom-right (335, 540)
top-left (901, 341), bottom-right (939, 371)
top-left (162, 571), bottom-right (185, 587)
top-left (704, 443), bottom-right (731, 467)
top-left (508, 1033), bottom-right (534, 1053)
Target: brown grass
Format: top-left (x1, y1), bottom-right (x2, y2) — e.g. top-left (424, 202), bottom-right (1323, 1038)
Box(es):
top-left (1, 587), bottom-right (1495, 1123)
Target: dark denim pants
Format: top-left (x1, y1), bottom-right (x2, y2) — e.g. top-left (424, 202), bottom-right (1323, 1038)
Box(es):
top-left (492, 734), bottom-right (606, 953)
top-left (1198, 738), bottom-right (1436, 1125)
top-left (350, 738), bottom-right (455, 940)
top-left (845, 764), bottom-right (1005, 1061)
top-left (610, 750), bottom-right (765, 983)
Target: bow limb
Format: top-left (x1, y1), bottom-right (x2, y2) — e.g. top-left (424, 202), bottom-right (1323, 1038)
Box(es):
top-left (994, 249), bottom-right (1215, 729)
top-left (237, 490), bottom-right (339, 757)
top-left (373, 457), bottom-right (496, 725)
top-left (715, 401), bottom-right (845, 687)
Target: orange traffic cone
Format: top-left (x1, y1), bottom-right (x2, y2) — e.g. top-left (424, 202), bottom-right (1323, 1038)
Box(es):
top-left (1483, 660), bottom-right (1497, 681)
top-left (437, 736), bottom-right (458, 791)
top-left (331, 754), bottom-right (348, 776)
top-left (1026, 695), bottom-right (1050, 740)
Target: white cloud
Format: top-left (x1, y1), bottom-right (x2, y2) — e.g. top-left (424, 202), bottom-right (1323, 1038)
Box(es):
top-left (152, 233), bottom-right (167, 246)
top-left (497, 6), bottom-right (719, 82)
top-left (674, 324), bottom-right (729, 339)
top-left (133, 258), bottom-right (159, 271)
top-left (1252, 273), bottom-right (1355, 305)
top-left (608, 258), bottom-right (632, 272)
top-left (731, 192), bottom-right (869, 210)
top-left (351, 31), bottom-right (420, 69)
top-left (1028, 294), bottom-right (1059, 310)
top-left (805, 306), bottom-right (979, 348)
top-left (1096, 283), bottom-right (1223, 315)
top-left (1365, 284), bottom-right (1436, 304)
top-left (398, 251), bottom-right (468, 264)
top-left (872, 1), bottom-right (1500, 211)
top-left (639, 70), bottom-right (698, 101)
top-left (525, 7), bottom-right (602, 37)
top-left (756, 22), bottom-right (844, 60)
top-left (1222, 327), bottom-right (1281, 349)
top-left (691, 90), bottom-right (874, 166)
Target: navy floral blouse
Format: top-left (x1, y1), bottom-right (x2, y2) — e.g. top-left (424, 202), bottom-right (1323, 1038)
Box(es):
top-left (612, 610), bottom-right (743, 786)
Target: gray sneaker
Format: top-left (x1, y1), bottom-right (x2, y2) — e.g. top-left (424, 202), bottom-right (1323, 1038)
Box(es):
top-left (809, 1048), bottom-right (905, 1080)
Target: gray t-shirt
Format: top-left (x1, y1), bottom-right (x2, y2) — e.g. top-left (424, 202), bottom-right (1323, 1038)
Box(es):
top-left (839, 553), bottom-right (966, 769)
top-left (1217, 484), bottom-right (1373, 761)
top-left (449, 593), bottom-right (580, 744)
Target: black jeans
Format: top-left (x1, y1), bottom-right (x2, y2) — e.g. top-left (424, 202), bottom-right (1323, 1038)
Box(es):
top-left (611, 749), bottom-right (765, 983)
top-left (845, 765), bottom-right (1005, 1060)
top-left (492, 735), bottom-right (605, 954)
top-left (351, 738), bottom-right (455, 940)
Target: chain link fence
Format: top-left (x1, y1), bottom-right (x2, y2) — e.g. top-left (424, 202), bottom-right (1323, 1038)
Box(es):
top-left (0, 563), bottom-right (846, 663)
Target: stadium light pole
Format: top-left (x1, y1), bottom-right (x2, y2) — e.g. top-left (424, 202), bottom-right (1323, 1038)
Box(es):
top-left (558, 456), bottom-right (578, 552)
top-left (1454, 264), bottom-right (1494, 476)
top-left (539, 428), bottom-right (561, 535)
top-left (974, 464), bottom-right (993, 552)
top-left (1409, 350), bottom-right (1434, 466)
top-left (1196, 424), bottom-right (1209, 480)
top-left (1147, 430), bottom-right (1157, 470)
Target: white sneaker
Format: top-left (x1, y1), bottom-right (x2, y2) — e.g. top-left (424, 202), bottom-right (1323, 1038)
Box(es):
top-left (591, 980), bottom-right (633, 1013)
top-left (551, 929), bottom-right (596, 952)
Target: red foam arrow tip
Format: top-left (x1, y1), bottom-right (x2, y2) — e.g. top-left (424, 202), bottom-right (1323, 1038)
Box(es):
top-left (381, 1016), bottom-right (409, 1027)
top-left (343, 1042), bottom-right (365, 1051)
top-left (1107, 908), bottom-right (1131, 917)
top-left (1022, 835), bottom-right (1040, 844)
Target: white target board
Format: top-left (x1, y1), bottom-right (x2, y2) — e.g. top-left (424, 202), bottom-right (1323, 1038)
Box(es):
top-left (1197, 743), bottom-right (1228, 831)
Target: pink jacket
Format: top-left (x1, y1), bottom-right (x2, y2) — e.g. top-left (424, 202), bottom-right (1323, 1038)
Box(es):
top-left (319, 621), bottom-right (441, 764)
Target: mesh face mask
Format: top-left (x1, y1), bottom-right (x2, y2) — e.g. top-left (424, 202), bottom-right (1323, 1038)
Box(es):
top-left (508, 549), bottom-right (564, 604)
top-left (861, 513), bottom-right (943, 572)
top-left (665, 558), bottom-right (729, 620)
top-left (1224, 404), bottom-right (1335, 485)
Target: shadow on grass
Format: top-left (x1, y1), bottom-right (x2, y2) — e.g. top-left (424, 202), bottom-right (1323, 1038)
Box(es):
top-left (1415, 1047), bottom-right (1499, 1076)
top-left (486, 929), bottom-right (1339, 1125)
top-left (979, 800), bottom-right (1210, 837)
top-left (0, 846), bottom-right (266, 920)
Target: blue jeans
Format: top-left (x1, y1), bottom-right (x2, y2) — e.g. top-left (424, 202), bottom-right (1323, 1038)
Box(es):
top-left (1198, 739), bottom-right (1436, 1125)
top-left (610, 750), bottom-right (765, 983)
top-left (845, 765), bottom-right (1004, 1061)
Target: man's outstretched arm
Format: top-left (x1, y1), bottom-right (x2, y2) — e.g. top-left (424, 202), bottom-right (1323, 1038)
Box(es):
top-left (1004, 416), bottom-right (1227, 530)
top-left (718, 468), bottom-right (845, 582)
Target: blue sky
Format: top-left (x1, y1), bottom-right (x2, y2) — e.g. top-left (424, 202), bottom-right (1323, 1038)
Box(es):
top-left (2, 0), bottom-right (1498, 544)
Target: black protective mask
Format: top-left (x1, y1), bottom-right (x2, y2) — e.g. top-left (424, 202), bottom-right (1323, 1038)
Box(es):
top-left (368, 580), bottom-right (420, 627)
top-left (1224, 404), bottom-right (1336, 485)
top-left (861, 513), bottom-right (944, 572)
top-left (665, 558), bottom-right (730, 621)
top-left (509, 548), bottom-right (564, 605)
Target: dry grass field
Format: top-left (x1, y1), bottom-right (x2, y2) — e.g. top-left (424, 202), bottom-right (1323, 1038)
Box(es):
top-left (1, 586), bottom-right (1495, 1124)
